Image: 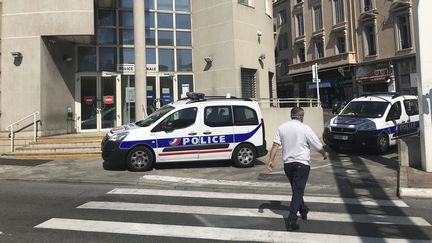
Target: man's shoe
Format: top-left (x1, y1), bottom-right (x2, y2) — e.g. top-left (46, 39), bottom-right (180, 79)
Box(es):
top-left (301, 209), bottom-right (309, 220)
top-left (286, 223), bottom-right (300, 231)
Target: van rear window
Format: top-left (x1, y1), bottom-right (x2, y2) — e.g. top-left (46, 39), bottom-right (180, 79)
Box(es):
top-left (233, 106), bottom-right (258, 125)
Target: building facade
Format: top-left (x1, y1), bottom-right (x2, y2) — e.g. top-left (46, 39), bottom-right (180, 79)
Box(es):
top-left (0, 0), bottom-right (275, 135)
top-left (274, 0), bottom-right (416, 108)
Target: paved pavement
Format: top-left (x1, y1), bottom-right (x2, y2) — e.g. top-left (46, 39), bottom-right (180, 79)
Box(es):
top-left (2, 146), bottom-right (430, 199)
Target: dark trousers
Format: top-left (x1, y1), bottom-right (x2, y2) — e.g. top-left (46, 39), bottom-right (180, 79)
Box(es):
top-left (284, 162), bottom-right (310, 223)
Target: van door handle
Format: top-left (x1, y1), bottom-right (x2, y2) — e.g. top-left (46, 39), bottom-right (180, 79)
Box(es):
top-left (203, 131), bottom-right (212, 135)
top-left (188, 132), bottom-right (197, 135)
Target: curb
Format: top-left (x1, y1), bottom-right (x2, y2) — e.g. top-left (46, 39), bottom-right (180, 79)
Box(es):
top-left (399, 187), bottom-right (432, 198)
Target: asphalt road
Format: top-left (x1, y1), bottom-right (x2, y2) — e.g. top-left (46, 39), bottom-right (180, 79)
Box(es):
top-left (0, 180), bottom-right (431, 242)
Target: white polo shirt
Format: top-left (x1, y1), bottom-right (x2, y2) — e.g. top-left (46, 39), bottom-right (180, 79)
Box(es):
top-left (273, 119), bottom-right (323, 166)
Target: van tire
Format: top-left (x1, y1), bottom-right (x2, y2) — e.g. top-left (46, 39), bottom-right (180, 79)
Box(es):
top-left (126, 146), bottom-right (154, 172)
top-left (232, 144), bottom-right (256, 168)
top-left (376, 133), bottom-right (389, 154)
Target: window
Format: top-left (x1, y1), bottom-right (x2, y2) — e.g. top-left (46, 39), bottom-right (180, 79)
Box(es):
top-left (158, 13), bottom-right (173, 28)
top-left (238, 0), bottom-right (254, 7)
top-left (177, 49), bottom-right (192, 71)
top-left (145, 12), bottom-right (155, 28)
top-left (175, 0), bottom-right (190, 11)
top-left (99, 47), bottom-right (117, 71)
top-left (145, 0), bottom-right (155, 10)
top-left (97, 10), bottom-right (116, 26)
top-left (158, 0), bottom-right (173, 10)
top-left (387, 102), bottom-right (402, 121)
top-left (158, 49), bottom-right (174, 71)
top-left (241, 68), bottom-right (257, 99)
top-left (280, 59), bottom-right (289, 75)
top-left (176, 31), bottom-right (192, 46)
top-left (277, 10), bottom-right (286, 27)
top-left (205, 106), bottom-right (233, 127)
top-left (336, 36), bottom-right (346, 54)
top-left (146, 48), bottom-right (156, 64)
top-left (333, 0), bottom-right (345, 23)
top-left (119, 29), bottom-right (134, 44)
top-left (158, 30), bottom-right (174, 45)
top-left (176, 14), bottom-right (191, 29)
top-left (233, 106), bottom-right (258, 126)
top-left (313, 5), bottom-right (323, 31)
top-left (298, 46), bottom-right (305, 62)
top-left (397, 14), bottom-right (412, 50)
top-left (145, 29), bottom-right (156, 45)
top-left (160, 107), bottom-right (197, 130)
top-left (315, 40), bottom-right (324, 59)
top-left (78, 47), bottom-right (96, 72)
top-left (296, 13), bottom-right (305, 36)
top-left (364, 24), bottom-right (377, 56)
top-left (278, 33), bottom-right (288, 50)
top-left (119, 10), bottom-right (133, 27)
top-left (120, 48), bottom-right (134, 64)
top-left (403, 99), bottom-right (419, 116)
top-left (97, 28), bottom-right (116, 44)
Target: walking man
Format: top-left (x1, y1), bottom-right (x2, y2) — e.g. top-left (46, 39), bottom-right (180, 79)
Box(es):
top-left (267, 107), bottom-right (327, 231)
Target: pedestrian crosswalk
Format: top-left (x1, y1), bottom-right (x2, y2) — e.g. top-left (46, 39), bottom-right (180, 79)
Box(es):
top-left (34, 187), bottom-right (432, 242)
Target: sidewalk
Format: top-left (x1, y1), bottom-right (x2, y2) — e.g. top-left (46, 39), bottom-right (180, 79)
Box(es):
top-left (399, 165), bottom-right (432, 198)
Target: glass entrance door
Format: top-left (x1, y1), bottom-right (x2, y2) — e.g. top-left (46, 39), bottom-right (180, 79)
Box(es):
top-left (79, 75), bottom-right (119, 132)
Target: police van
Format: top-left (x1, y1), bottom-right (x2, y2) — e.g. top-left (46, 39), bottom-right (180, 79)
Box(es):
top-left (323, 93), bottom-right (419, 154)
top-left (101, 93), bottom-right (267, 171)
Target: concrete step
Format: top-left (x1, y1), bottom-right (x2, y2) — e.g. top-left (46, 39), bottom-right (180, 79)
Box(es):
top-left (14, 146), bottom-right (100, 154)
top-left (3, 151), bottom-right (101, 159)
top-left (27, 141), bottom-right (102, 148)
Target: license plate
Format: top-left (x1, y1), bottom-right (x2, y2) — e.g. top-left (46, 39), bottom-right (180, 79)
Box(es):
top-left (333, 135), bottom-right (348, 140)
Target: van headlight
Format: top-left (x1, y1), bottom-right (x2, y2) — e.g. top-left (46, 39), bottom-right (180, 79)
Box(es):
top-left (358, 121), bottom-right (376, 131)
top-left (109, 131), bottom-right (129, 141)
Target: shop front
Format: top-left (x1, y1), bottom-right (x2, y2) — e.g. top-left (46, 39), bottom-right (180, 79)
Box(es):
top-left (356, 62), bottom-right (394, 94)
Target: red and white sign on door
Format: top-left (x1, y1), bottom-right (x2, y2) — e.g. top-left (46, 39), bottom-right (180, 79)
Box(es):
top-left (103, 95), bottom-right (114, 105)
top-left (84, 96), bottom-right (95, 105)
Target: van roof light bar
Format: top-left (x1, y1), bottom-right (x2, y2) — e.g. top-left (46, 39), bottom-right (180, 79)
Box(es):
top-left (186, 92), bottom-right (205, 101)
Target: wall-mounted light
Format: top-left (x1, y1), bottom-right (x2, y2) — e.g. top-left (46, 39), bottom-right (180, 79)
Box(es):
top-left (258, 53), bottom-right (266, 61)
top-left (257, 30), bottom-right (262, 43)
top-left (204, 56), bottom-right (213, 63)
top-left (63, 55), bottom-right (73, 63)
top-left (11, 52), bottom-right (22, 58)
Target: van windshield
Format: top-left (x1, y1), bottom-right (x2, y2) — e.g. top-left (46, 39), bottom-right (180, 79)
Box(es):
top-left (340, 101), bottom-right (389, 118)
top-left (135, 105), bottom-right (175, 127)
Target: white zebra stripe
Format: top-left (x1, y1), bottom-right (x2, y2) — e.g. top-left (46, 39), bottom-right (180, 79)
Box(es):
top-left (108, 188), bottom-right (409, 207)
top-left (35, 218), bottom-right (430, 243)
top-left (78, 201), bottom-right (430, 226)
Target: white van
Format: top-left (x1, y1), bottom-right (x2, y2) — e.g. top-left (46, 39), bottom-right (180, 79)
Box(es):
top-left (101, 93), bottom-right (267, 171)
top-left (323, 93), bottom-right (419, 153)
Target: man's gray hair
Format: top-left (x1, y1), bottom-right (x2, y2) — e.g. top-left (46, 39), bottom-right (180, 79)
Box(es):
top-left (291, 107), bottom-right (304, 119)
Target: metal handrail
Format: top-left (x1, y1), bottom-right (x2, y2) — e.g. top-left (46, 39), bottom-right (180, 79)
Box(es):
top-left (253, 98), bottom-right (321, 108)
top-left (7, 112), bottom-right (39, 152)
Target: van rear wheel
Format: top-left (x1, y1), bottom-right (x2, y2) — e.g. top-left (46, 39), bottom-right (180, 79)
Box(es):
top-left (126, 146), bottom-right (154, 172)
top-left (232, 144), bottom-right (256, 168)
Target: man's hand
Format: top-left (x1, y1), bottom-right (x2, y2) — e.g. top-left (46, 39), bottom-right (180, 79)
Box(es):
top-left (323, 152), bottom-right (327, 160)
top-left (267, 160), bottom-right (274, 172)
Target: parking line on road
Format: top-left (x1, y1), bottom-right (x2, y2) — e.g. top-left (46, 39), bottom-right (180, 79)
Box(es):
top-left (79, 201), bottom-right (429, 226)
top-left (108, 188), bottom-right (409, 207)
top-left (35, 218), bottom-right (429, 243)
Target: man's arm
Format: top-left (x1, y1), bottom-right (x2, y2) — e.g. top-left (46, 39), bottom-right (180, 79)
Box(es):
top-left (267, 142), bottom-right (280, 172)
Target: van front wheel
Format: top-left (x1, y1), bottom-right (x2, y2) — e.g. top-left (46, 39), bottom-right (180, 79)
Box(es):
top-left (232, 144), bottom-right (256, 168)
top-left (126, 146), bottom-right (154, 172)
top-left (376, 134), bottom-right (389, 154)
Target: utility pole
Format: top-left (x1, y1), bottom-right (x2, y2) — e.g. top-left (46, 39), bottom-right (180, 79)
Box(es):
top-left (413, 0), bottom-right (432, 172)
top-left (312, 63), bottom-right (321, 107)
top-left (134, 0), bottom-right (147, 120)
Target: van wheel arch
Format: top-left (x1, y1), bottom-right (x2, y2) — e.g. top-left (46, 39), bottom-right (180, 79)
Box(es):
top-left (232, 142), bottom-right (257, 168)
